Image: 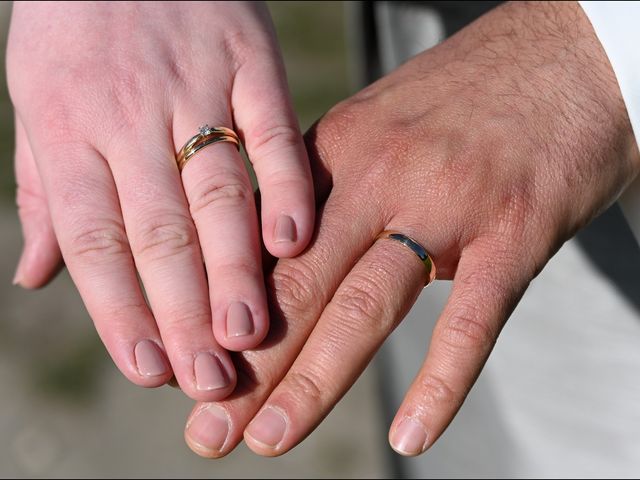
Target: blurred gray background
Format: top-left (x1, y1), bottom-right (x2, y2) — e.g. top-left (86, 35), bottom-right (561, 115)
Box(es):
top-left (0, 2), bottom-right (394, 477)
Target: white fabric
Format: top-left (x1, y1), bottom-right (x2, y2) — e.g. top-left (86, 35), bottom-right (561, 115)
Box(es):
top-left (579, 1), bottom-right (640, 244)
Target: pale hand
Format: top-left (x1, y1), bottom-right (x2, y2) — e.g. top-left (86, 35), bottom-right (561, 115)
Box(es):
top-left (8, 1), bottom-right (315, 402)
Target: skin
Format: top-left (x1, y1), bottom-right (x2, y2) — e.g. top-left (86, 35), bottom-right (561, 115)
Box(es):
top-left (182, 1), bottom-right (640, 458)
top-left (7, 2), bottom-right (315, 402)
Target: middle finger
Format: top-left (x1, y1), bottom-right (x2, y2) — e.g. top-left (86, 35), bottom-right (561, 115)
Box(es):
top-left (107, 125), bottom-right (236, 402)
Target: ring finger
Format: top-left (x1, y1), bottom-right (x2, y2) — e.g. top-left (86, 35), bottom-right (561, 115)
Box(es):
top-left (242, 224), bottom-right (428, 455)
top-left (173, 97), bottom-right (269, 353)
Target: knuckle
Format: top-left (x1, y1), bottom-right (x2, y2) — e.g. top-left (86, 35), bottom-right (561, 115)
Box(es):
top-left (33, 99), bottom-right (88, 147)
top-left (161, 301), bottom-right (211, 337)
top-left (188, 175), bottom-right (252, 217)
top-left (307, 101), bottom-right (362, 174)
top-left (492, 188), bottom-right (545, 280)
top-left (213, 259), bottom-right (262, 283)
top-left (259, 175), bottom-right (311, 205)
top-left (103, 71), bottom-right (146, 130)
top-left (100, 301), bottom-right (149, 329)
top-left (95, 65), bottom-right (157, 137)
top-left (418, 373), bottom-right (459, 411)
top-left (30, 69), bottom-right (149, 145)
top-left (283, 369), bottom-right (324, 408)
top-left (131, 213), bottom-right (197, 261)
top-left (220, 12), bottom-right (276, 71)
top-left (270, 261), bottom-right (319, 318)
top-left (457, 257), bottom-right (512, 304)
top-left (332, 278), bottom-right (388, 333)
top-left (315, 105), bottom-right (353, 147)
top-left (67, 221), bottom-right (130, 261)
top-left (248, 124), bottom-right (302, 162)
top-left (16, 184), bottom-right (46, 213)
top-left (494, 178), bottom-right (541, 240)
top-left (222, 28), bottom-right (257, 72)
top-left (375, 127), bottom-right (411, 168)
top-left (439, 309), bottom-right (496, 353)
top-left (354, 141), bottom-right (401, 189)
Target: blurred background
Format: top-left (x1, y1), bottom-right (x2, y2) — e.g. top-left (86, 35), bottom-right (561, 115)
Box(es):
top-left (0, 2), bottom-right (394, 477)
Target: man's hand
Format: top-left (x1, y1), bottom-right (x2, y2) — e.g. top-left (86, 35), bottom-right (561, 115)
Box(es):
top-left (183, 1), bottom-right (639, 457)
top-left (8, 1), bottom-right (315, 401)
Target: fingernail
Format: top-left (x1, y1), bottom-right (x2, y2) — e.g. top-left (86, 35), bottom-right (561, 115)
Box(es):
top-left (226, 302), bottom-right (254, 338)
top-left (390, 418), bottom-right (428, 456)
top-left (194, 352), bottom-right (229, 391)
top-left (274, 215), bottom-right (297, 243)
top-left (185, 404), bottom-right (230, 453)
top-left (245, 407), bottom-right (287, 448)
top-left (134, 340), bottom-right (170, 377)
top-left (166, 376), bottom-right (181, 389)
top-left (12, 251), bottom-right (26, 286)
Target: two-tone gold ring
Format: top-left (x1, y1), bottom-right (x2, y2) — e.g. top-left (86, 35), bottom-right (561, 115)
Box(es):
top-left (176, 124), bottom-right (240, 172)
top-left (376, 230), bottom-right (437, 286)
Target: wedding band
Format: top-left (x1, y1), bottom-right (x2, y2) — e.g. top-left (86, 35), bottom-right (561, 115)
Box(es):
top-left (376, 230), bottom-right (437, 286)
top-left (176, 124), bottom-right (240, 171)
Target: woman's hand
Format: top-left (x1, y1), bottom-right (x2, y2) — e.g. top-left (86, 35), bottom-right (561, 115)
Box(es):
top-left (8, 1), bottom-right (315, 401)
top-left (183, 1), bottom-right (640, 457)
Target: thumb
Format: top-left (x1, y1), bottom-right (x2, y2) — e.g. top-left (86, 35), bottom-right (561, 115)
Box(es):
top-left (13, 115), bottom-right (62, 288)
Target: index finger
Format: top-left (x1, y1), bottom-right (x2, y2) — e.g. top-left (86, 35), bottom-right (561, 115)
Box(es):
top-left (183, 185), bottom-right (384, 457)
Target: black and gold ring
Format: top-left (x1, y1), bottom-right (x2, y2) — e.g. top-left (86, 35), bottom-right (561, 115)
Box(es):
top-left (376, 230), bottom-right (437, 286)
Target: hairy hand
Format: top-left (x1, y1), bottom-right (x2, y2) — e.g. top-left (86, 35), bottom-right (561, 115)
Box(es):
top-left (183, 1), bottom-right (639, 457)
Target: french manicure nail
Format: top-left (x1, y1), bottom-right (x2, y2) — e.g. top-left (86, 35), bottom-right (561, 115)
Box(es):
top-left (194, 352), bottom-right (229, 391)
top-left (274, 215), bottom-right (297, 243)
top-left (226, 302), bottom-right (254, 338)
top-left (134, 340), bottom-right (170, 377)
top-left (245, 407), bottom-right (287, 448)
top-left (186, 404), bottom-right (230, 453)
top-left (390, 418), bottom-right (428, 456)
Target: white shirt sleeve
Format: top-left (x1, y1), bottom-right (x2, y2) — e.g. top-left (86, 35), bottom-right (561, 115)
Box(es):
top-left (579, 1), bottom-right (640, 243)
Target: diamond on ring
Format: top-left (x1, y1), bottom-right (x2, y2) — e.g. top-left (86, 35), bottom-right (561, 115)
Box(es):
top-left (177, 125), bottom-right (240, 172)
